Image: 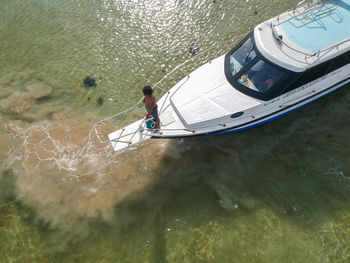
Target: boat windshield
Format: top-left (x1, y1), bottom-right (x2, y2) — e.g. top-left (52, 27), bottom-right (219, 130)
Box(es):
top-left (229, 37), bottom-right (257, 76)
top-left (237, 60), bottom-right (286, 93)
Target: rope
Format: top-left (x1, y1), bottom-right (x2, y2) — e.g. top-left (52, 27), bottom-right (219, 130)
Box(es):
top-left (75, 34), bottom-right (249, 179)
top-left (91, 34), bottom-right (245, 145)
top-left (0, 200), bottom-right (17, 209)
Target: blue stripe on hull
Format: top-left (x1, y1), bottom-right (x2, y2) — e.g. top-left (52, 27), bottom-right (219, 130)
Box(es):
top-left (213, 79), bottom-right (350, 135)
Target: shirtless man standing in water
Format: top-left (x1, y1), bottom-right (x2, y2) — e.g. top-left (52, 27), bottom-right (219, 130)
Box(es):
top-left (142, 85), bottom-right (160, 131)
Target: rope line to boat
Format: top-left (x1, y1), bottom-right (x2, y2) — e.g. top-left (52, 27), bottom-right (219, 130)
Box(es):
top-left (77, 71), bottom-right (350, 182)
top-left (80, 31), bottom-right (278, 179)
top-left (69, 36), bottom-right (246, 178)
top-left (0, 200), bottom-right (17, 209)
top-left (150, 35), bottom-right (245, 94)
top-left (91, 34), bottom-right (245, 145)
top-left (73, 74), bottom-right (350, 180)
top-left (76, 157), bottom-right (117, 178)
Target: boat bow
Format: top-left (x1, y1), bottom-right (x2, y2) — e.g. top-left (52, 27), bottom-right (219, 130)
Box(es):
top-left (169, 56), bottom-right (260, 129)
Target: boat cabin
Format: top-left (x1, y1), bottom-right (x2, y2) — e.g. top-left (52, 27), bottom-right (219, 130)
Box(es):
top-left (225, 0), bottom-right (350, 101)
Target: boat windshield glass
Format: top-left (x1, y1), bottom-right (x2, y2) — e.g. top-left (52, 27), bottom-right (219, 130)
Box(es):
top-left (237, 60), bottom-right (285, 93)
top-left (229, 37), bottom-right (257, 76)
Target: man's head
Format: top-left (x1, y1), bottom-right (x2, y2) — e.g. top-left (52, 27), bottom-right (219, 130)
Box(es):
top-left (142, 85), bottom-right (153, 95)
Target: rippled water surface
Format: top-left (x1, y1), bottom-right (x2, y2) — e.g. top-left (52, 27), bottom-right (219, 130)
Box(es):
top-left (1, 0), bottom-right (350, 262)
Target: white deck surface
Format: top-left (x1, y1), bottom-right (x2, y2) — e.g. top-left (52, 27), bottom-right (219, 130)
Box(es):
top-left (108, 119), bottom-right (153, 152)
top-left (170, 56), bottom-right (260, 127)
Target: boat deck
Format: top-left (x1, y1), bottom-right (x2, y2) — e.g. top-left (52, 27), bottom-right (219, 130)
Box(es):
top-left (108, 119), bottom-right (153, 152)
top-left (281, 0), bottom-right (350, 52)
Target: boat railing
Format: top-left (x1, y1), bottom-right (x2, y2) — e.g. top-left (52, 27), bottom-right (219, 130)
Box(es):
top-left (292, 0), bottom-right (336, 21)
top-left (271, 0), bottom-right (350, 62)
top-left (92, 35), bottom-right (245, 146)
top-left (275, 0), bottom-right (329, 21)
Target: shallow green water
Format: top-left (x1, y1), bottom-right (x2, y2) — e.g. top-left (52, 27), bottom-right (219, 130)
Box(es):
top-left (1, 0), bottom-right (350, 262)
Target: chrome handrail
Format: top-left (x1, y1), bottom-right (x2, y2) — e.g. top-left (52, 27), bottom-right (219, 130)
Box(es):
top-left (271, 0), bottom-right (350, 61)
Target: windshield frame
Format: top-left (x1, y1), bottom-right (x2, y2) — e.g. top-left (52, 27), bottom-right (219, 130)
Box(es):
top-left (224, 32), bottom-right (296, 101)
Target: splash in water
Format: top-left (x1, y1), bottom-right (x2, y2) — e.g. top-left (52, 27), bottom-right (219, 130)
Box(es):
top-left (2, 109), bottom-right (173, 238)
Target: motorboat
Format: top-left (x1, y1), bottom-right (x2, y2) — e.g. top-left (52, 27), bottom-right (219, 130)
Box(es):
top-left (96, 0), bottom-right (350, 152)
